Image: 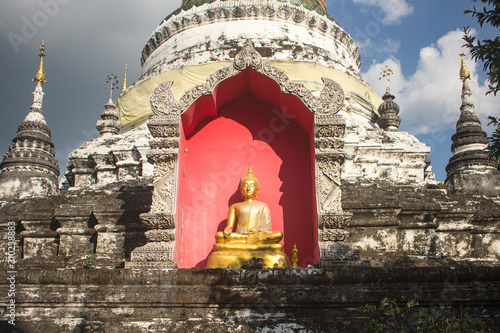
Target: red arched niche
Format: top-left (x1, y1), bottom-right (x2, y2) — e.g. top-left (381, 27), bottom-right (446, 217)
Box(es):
top-left (177, 68), bottom-right (317, 268)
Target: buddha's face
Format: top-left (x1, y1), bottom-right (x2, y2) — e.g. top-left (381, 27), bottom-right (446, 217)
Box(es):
top-left (240, 179), bottom-right (258, 199)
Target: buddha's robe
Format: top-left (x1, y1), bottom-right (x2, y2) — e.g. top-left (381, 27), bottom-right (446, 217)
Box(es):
top-left (208, 200), bottom-right (289, 268)
top-left (235, 200), bottom-right (271, 235)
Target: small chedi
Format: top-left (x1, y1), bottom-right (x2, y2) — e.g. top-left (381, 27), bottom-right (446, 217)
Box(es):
top-left (206, 167), bottom-right (290, 268)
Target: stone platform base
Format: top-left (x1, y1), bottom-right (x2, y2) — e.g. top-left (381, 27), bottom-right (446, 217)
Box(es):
top-left (1, 265), bottom-right (500, 332)
top-left (206, 250), bottom-right (290, 268)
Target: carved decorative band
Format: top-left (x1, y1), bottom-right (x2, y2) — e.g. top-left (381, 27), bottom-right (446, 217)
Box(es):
top-left (319, 229), bottom-right (349, 242)
top-left (148, 125), bottom-right (180, 139)
top-left (318, 213), bottom-right (352, 229)
top-left (315, 125), bottom-right (346, 139)
top-left (0, 164), bottom-right (59, 179)
top-left (147, 153), bottom-right (177, 165)
top-left (145, 229), bottom-right (176, 242)
top-left (316, 153), bottom-right (345, 166)
top-left (315, 114), bottom-right (346, 126)
top-left (142, 1), bottom-right (359, 67)
top-left (17, 121), bottom-right (52, 137)
top-left (139, 213), bottom-right (176, 230)
top-left (149, 115), bottom-right (181, 125)
top-left (130, 241), bottom-right (175, 263)
top-left (314, 138), bottom-right (345, 150)
top-left (150, 138), bottom-right (180, 150)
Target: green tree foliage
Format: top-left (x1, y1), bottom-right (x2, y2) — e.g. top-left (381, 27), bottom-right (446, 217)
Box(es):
top-left (463, 0), bottom-right (500, 96)
top-left (360, 295), bottom-right (487, 333)
top-left (463, 0), bottom-right (500, 162)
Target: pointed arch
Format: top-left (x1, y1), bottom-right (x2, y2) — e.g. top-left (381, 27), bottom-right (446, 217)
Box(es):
top-left (143, 41), bottom-right (350, 268)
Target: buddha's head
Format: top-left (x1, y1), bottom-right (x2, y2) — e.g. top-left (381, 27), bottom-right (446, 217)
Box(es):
top-left (240, 166), bottom-right (259, 199)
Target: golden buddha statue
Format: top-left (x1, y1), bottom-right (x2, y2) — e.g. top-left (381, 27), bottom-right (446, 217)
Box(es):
top-left (206, 167), bottom-right (290, 268)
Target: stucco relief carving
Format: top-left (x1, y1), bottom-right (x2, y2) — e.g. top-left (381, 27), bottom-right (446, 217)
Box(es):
top-left (148, 41), bottom-right (345, 117)
top-left (145, 229), bottom-right (176, 242)
top-left (320, 228), bottom-right (349, 242)
top-left (316, 126), bottom-right (345, 138)
top-left (319, 214), bottom-right (351, 229)
top-left (148, 115), bottom-right (180, 137)
top-left (151, 155), bottom-right (177, 214)
top-left (316, 155), bottom-right (343, 213)
top-left (233, 41), bottom-right (263, 71)
top-left (150, 81), bottom-right (176, 116)
top-left (130, 242), bottom-right (175, 264)
top-left (319, 78), bottom-right (345, 115)
top-left (247, 5), bottom-right (259, 16)
top-left (315, 138), bottom-right (344, 151)
top-left (149, 138), bottom-right (179, 150)
top-left (139, 213), bottom-right (175, 230)
top-left (127, 111), bottom-right (180, 267)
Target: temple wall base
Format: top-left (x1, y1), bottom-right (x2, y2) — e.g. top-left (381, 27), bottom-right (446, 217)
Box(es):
top-left (445, 169), bottom-right (500, 196)
top-left (1, 267), bottom-right (500, 332)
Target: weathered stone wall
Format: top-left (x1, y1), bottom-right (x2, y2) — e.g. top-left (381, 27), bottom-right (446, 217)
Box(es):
top-left (342, 181), bottom-right (500, 265)
top-left (1, 266), bottom-right (499, 332)
top-left (1, 180), bottom-right (500, 332)
top-left (2, 179), bottom-right (499, 268)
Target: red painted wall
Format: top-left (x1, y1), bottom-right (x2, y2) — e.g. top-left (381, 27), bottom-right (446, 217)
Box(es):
top-left (178, 92), bottom-right (315, 268)
top-left (173, 68), bottom-right (318, 268)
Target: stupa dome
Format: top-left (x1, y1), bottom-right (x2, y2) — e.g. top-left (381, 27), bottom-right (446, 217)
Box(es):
top-left (140, 0), bottom-right (359, 77)
top-left (181, 0), bottom-right (327, 15)
top-left (95, 0), bottom-right (427, 187)
top-left (114, 0), bottom-right (384, 131)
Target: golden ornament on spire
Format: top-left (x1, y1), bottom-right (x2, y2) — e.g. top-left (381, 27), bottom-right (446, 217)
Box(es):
top-left (33, 41), bottom-right (46, 88)
top-left (379, 65), bottom-right (393, 90)
top-left (121, 63), bottom-right (128, 93)
top-left (292, 244), bottom-right (299, 268)
top-left (318, 0), bottom-right (327, 12)
top-left (460, 52), bottom-right (471, 82)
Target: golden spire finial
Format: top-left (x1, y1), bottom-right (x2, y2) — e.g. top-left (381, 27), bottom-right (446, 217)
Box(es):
top-left (379, 65), bottom-right (393, 92)
top-left (121, 63), bottom-right (128, 93)
top-left (318, 0), bottom-right (327, 12)
top-left (460, 52), bottom-right (471, 82)
top-left (33, 41), bottom-right (46, 88)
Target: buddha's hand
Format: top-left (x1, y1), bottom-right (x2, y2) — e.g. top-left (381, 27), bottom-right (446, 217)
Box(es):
top-left (223, 226), bottom-right (233, 238)
top-left (247, 231), bottom-right (261, 243)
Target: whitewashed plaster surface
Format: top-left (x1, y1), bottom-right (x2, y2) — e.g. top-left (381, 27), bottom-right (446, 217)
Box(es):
top-left (141, 1), bottom-right (360, 79)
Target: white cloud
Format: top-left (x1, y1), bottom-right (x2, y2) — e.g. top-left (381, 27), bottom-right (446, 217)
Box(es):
top-left (362, 29), bottom-right (499, 135)
top-left (380, 38), bottom-right (401, 54)
top-left (352, 0), bottom-right (414, 24)
top-left (353, 37), bottom-right (401, 59)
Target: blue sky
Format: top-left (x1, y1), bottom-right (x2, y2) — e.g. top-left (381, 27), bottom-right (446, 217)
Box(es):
top-left (332, 0), bottom-right (499, 181)
top-left (0, 0), bottom-right (498, 182)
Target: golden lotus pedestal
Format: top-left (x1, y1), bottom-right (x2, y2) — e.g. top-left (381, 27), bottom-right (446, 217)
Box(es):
top-left (206, 243), bottom-right (290, 268)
